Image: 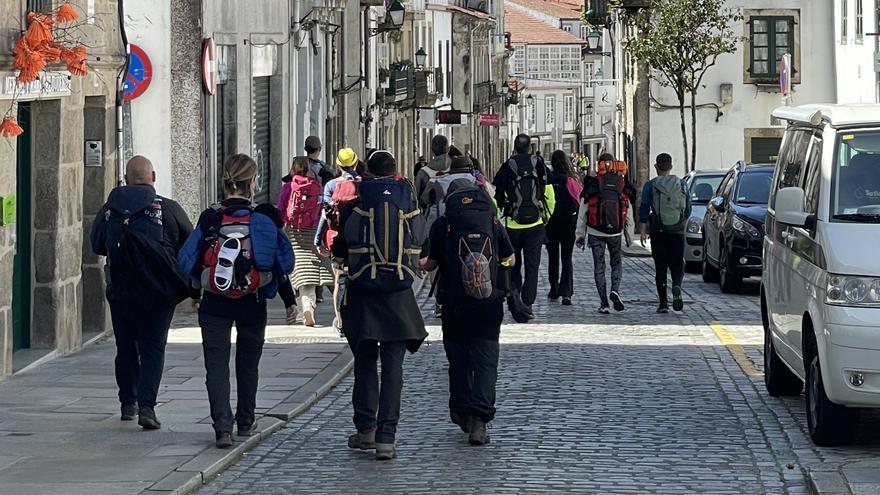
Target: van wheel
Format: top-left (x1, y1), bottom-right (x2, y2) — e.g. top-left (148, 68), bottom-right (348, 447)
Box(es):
top-left (719, 245), bottom-right (741, 293)
top-left (701, 238), bottom-right (719, 283)
top-left (805, 340), bottom-right (858, 446)
top-left (763, 294), bottom-right (802, 396)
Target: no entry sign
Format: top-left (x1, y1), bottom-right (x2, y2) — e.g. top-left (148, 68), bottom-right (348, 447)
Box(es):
top-left (123, 44), bottom-right (152, 101)
top-left (202, 38), bottom-right (218, 95)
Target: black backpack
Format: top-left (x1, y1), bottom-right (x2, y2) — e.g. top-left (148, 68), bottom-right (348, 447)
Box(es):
top-left (586, 173), bottom-right (629, 234)
top-left (102, 188), bottom-right (189, 309)
top-left (503, 155), bottom-right (546, 224)
top-left (440, 185), bottom-right (509, 307)
top-left (343, 178), bottom-right (427, 293)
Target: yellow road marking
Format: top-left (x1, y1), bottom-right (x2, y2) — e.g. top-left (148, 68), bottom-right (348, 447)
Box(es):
top-left (710, 323), bottom-right (764, 377)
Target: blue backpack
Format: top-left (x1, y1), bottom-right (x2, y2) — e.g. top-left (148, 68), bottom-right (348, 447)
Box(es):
top-left (343, 178), bottom-right (426, 293)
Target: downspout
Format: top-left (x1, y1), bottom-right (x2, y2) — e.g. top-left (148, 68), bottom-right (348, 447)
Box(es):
top-left (469, 21), bottom-right (478, 149)
top-left (116, 0), bottom-right (131, 186)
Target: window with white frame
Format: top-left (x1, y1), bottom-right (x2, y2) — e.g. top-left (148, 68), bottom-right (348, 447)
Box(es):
top-left (580, 25), bottom-right (589, 40)
top-left (546, 96), bottom-right (555, 126)
top-left (564, 95), bottom-right (575, 123)
top-left (856, 0), bottom-right (864, 43)
top-left (526, 45), bottom-right (582, 81)
top-left (583, 99), bottom-right (593, 129)
top-left (584, 62), bottom-right (594, 84)
top-left (511, 46), bottom-right (526, 76)
top-left (526, 102), bottom-right (536, 129)
top-left (841, 0), bottom-right (848, 44)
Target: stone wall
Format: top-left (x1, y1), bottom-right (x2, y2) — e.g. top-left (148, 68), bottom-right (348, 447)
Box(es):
top-left (0, 117), bottom-right (15, 377)
top-left (170, 0), bottom-right (203, 220)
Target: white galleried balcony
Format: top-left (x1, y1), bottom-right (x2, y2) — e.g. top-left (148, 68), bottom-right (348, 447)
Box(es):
top-left (406, 0), bottom-right (427, 12)
top-left (426, 0), bottom-right (449, 6)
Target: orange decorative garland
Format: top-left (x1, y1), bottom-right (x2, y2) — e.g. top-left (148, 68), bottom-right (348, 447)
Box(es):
top-left (3, 2), bottom-right (87, 137)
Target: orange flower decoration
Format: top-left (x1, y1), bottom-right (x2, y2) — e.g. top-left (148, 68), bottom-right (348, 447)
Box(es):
top-left (55, 3), bottom-right (79, 23)
top-left (41, 41), bottom-right (62, 63)
top-left (24, 13), bottom-right (54, 50)
top-left (0, 117), bottom-right (24, 138)
top-left (67, 58), bottom-right (87, 76)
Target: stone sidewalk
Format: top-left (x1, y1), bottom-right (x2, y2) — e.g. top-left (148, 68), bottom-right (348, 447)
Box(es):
top-left (808, 461), bottom-right (880, 495)
top-left (0, 298), bottom-right (351, 495)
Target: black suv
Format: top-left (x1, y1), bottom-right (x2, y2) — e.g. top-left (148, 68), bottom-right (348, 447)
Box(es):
top-left (701, 161), bottom-right (774, 293)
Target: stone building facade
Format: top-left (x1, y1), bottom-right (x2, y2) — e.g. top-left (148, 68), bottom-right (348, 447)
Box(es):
top-left (0, 0), bottom-right (126, 379)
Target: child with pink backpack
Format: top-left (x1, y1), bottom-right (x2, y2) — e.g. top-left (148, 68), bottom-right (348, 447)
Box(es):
top-left (278, 156), bottom-right (335, 326)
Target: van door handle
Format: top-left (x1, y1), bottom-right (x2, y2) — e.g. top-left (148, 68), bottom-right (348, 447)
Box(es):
top-left (781, 231), bottom-right (794, 243)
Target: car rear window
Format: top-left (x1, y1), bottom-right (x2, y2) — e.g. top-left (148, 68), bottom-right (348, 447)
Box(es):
top-left (735, 171), bottom-right (773, 205)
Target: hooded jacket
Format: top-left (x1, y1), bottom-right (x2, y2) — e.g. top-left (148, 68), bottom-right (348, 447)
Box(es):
top-left (414, 153), bottom-right (452, 210)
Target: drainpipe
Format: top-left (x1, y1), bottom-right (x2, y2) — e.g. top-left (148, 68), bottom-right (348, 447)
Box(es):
top-left (469, 22), bottom-right (478, 149)
top-left (116, 0), bottom-right (130, 186)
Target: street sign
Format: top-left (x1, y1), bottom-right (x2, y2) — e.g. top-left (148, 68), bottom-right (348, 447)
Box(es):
top-left (202, 38), bottom-right (218, 95)
top-left (595, 85), bottom-right (616, 116)
top-left (437, 110), bottom-right (462, 125)
top-left (122, 44), bottom-right (152, 101)
top-left (478, 113), bottom-right (500, 127)
top-left (417, 108), bottom-right (435, 128)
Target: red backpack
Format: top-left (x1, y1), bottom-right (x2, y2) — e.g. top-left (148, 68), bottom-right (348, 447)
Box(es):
top-left (324, 176), bottom-right (361, 248)
top-left (201, 205), bottom-right (272, 298)
top-left (286, 175), bottom-right (322, 231)
top-left (587, 172), bottom-right (629, 234)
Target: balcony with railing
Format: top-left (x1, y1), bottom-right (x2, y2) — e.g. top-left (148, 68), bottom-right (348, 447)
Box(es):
top-left (473, 80), bottom-right (496, 112)
top-left (405, 0), bottom-right (427, 12)
top-left (380, 65), bottom-right (436, 107)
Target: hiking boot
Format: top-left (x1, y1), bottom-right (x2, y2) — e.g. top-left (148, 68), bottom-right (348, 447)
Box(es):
top-left (657, 304), bottom-right (670, 314)
top-left (548, 290), bottom-right (559, 302)
top-left (237, 422), bottom-right (258, 438)
top-left (450, 411), bottom-right (471, 433)
top-left (597, 306), bottom-right (611, 314)
top-left (375, 442), bottom-right (397, 460)
top-left (525, 304), bottom-right (535, 316)
top-left (347, 429), bottom-right (376, 451)
top-left (215, 432), bottom-right (233, 449)
top-left (468, 419), bottom-right (490, 446)
top-left (434, 303), bottom-right (443, 318)
top-left (121, 403), bottom-right (137, 421)
top-left (561, 297), bottom-right (572, 306)
top-left (672, 286), bottom-right (684, 312)
top-left (610, 291), bottom-right (625, 312)
top-left (303, 309), bottom-right (316, 327)
top-left (137, 407), bottom-right (161, 430)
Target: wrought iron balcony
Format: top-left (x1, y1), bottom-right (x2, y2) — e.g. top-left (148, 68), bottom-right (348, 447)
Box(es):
top-left (473, 80), bottom-right (496, 112)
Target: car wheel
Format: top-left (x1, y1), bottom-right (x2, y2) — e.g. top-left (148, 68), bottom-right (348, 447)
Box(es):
top-left (701, 237), bottom-right (719, 283)
top-left (719, 245), bottom-right (741, 293)
top-left (805, 338), bottom-right (858, 446)
top-left (763, 294), bottom-right (802, 396)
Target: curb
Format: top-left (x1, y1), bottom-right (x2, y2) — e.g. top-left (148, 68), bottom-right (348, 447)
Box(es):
top-left (807, 466), bottom-right (851, 495)
top-left (141, 353), bottom-right (354, 495)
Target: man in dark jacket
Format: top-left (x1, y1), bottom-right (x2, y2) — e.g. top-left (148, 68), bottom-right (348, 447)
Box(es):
top-left (333, 150), bottom-right (428, 461)
top-left (90, 156), bottom-right (193, 430)
top-left (492, 134), bottom-right (554, 318)
top-left (415, 134), bottom-right (452, 211)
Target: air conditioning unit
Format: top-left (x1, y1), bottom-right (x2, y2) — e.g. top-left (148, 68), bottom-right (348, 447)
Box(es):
top-left (467, 0), bottom-right (488, 13)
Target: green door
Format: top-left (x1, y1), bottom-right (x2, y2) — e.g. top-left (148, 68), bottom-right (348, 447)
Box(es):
top-left (12, 102), bottom-right (31, 351)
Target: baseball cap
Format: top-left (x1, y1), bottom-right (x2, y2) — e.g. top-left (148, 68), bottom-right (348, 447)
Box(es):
top-left (336, 148), bottom-right (359, 169)
top-left (305, 135), bottom-right (322, 151)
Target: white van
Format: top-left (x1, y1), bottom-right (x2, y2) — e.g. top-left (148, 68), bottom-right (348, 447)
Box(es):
top-left (763, 104), bottom-right (880, 446)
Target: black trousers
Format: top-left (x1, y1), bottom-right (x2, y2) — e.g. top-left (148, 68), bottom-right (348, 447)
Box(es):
top-left (651, 231), bottom-right (686, 304)
top-left (443, 334), bottom-right (500, 423)
top-left (199, 295), bottom-right (267, 434)
top-left (352, 340), bottom-right (407, 444)
top-left (546, 230), bottom-right (575, 299)
top-left (109, 302), bottom-right (174, 409)
top-left (506, 225), bottom-right (546, 306)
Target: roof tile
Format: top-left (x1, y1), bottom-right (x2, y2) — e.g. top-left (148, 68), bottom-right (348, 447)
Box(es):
top-left (505, 5), bottom-right (586, 44)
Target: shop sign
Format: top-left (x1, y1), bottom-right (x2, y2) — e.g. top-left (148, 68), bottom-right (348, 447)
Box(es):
top-left (1, 72), bottom-right (72, 101)
top-left (478, 113), bottom-right (500, 127)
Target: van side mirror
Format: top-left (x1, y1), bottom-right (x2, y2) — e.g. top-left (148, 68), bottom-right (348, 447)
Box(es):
top-left (775, 187), bottom-right (809, 227)
top-left (710, 196), bottom-right (725, 212)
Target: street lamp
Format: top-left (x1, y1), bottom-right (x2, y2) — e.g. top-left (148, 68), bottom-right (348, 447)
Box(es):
top-left (526, 94), bottom-right (534, 106)
top-left (501, 80), bottom-right (509, 102)
top-left (368, 0), bottom-right (406, 37)
top-left (587, 31), bottom-right (601, 52)
top-left (388, 0), bottom-right (405, 27)
top-left (415, 47), bottom-right (427, 69)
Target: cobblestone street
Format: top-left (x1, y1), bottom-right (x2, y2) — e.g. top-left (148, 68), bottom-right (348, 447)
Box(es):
top-left (199, 252), bottom-right (880, 495)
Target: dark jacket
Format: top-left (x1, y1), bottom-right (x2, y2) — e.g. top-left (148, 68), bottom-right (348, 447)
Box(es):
top-left (332, 178), bottom-right (427, 353)
top-left (91, 184), bottom-right (193, 257)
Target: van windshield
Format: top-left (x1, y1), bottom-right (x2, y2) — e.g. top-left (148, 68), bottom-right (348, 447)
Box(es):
top-left (834, 130), bottom-right (880, 223)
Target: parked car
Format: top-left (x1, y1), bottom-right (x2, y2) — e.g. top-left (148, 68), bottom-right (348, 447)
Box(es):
top-left (684, 169), bottom-right (727, 271)
top-left (701, 161), bottom-right (774, 292)
top-left (763, 104), bottom-right (880, 446)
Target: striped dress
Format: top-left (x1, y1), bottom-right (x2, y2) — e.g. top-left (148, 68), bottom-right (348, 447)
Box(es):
top-left (287, 226), bottom-right (334, 290)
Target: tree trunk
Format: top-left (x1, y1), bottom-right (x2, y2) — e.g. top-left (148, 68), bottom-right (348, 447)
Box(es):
top-left (690, 90), bottom-right (698, 172)
top-left (678, 94), bottom-right (689, 172)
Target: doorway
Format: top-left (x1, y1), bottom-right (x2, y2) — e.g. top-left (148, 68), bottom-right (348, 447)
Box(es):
top-left (12, 102), bottom-right (32, 353)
